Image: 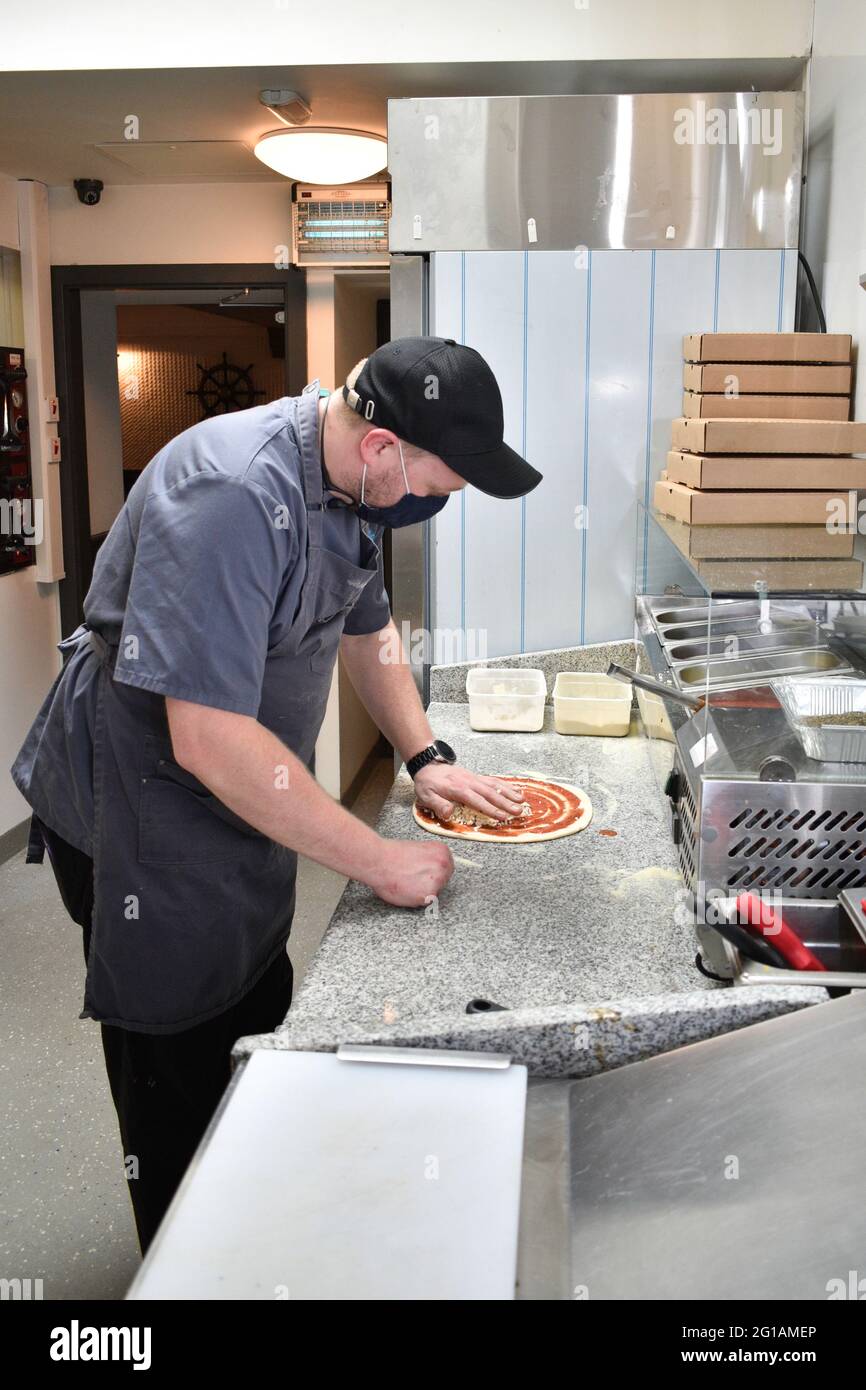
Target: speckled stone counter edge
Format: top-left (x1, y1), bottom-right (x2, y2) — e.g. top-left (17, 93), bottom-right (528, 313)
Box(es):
top-left (429, 639), bottom-right (639, 704)
top-left (233, 983), bottom-right (828, 1079)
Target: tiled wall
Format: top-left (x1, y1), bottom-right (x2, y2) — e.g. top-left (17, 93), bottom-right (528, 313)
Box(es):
top-left (429, 248), bottom-right (797, 660)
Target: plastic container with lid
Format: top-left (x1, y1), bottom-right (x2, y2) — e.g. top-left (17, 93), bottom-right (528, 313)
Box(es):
top-left (553, 672), bottom-right (632, 737)
top-left (466, 667), bottom-right (546, 732)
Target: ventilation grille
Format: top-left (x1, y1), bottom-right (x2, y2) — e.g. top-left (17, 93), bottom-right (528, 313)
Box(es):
top-left (725, 803), bottom-right (866, 895)
top-left (676, 765), bottom-right (699, 890)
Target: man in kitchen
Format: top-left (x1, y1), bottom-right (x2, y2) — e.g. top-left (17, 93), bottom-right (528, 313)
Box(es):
top-left (11, 335), bottom-right (542, 1251)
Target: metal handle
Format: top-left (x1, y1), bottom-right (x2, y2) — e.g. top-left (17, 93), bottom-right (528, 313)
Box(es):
top-left (336, 1044), bottom-right (513, 1070)
top-left (606, 661), bottom-right (703, 710)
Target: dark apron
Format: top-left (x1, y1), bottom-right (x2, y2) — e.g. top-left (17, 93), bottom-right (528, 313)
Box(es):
top-left (70, 382), bottom-right (379, 1033)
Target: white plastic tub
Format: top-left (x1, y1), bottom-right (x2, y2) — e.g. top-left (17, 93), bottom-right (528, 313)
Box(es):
top-left (553, 672), bottom-right (632, 737)
top-left (466, 667), bottom-right (546, 732)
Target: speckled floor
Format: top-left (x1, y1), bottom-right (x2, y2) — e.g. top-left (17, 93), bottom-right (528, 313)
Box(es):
top-left (0, 756), bottom-right (394, 1300)
top-left (0, 844), bottom-right (140, 1300)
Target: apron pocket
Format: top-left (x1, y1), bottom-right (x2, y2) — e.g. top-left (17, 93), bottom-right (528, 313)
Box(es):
top-left (306, 545), bottom-right (376, 672)
top-left (308, 614), bottom-right (349, 674)
top-left (138, 735), bottom-right (262, 866)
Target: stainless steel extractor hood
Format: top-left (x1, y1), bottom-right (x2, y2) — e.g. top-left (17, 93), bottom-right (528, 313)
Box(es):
top-left (388, 92), bottom-right (803, 253)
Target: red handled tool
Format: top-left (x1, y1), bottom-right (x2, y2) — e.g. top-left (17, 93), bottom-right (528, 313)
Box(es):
top-left (735, 893), bottom-right (827, 972)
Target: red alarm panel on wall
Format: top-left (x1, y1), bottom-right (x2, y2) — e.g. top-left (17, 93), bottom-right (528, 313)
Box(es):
top-left (0, 347), bottom-right (35, 574)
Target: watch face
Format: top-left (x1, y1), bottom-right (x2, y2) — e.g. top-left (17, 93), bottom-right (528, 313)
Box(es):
top-left (435, 739), bottom-right (457, 764)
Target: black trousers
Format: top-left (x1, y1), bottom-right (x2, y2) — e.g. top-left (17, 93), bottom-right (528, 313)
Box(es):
top-left (33, 817), bottom-right (293, 1254)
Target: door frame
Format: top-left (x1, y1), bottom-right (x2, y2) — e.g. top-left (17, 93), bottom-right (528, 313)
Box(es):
top-left (51, 262), bottom-right (306, 635)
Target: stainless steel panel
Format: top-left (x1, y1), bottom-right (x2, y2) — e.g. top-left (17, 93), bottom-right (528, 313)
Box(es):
top-left (692, 765), bottom-right (866, 900)
top-left (388, 94), bottom-right (803, 252)
top-left (389, 253), bottom-right (428, 338)
top-left (638, 603), bottom-right (866, 915)
top-left (516, 1080), bottom-right (572, 1302)
top-left (569, 991), bottom-right (866, 1300)
top-left (388, 254), bottom-right (428, 703)
top-left (717, 895), bottom-right (866, 989)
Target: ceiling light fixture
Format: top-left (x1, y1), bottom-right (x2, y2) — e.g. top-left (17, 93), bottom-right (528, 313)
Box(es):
top-left (253, 126), bottom-right (387, 184)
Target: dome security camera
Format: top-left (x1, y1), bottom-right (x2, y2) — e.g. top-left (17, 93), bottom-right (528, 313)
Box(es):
top-left (74, 179), bottom-right (104, 206)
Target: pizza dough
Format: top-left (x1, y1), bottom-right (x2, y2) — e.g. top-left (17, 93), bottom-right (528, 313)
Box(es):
top-left (413, 775), bottom-right (592, 843)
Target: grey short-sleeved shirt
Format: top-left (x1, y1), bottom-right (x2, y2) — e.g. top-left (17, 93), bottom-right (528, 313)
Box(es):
top-left (88, 394), bottom-right (390, 713)
top-left (13, 393), bottom-right (390, 853)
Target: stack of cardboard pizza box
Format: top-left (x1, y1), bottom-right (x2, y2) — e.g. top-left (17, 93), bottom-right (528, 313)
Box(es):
top-left (653, 332), bottom-right (866, 590)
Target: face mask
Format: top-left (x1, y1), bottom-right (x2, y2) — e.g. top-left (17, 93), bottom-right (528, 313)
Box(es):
top-left (357, 440), bottom-right (448, 529)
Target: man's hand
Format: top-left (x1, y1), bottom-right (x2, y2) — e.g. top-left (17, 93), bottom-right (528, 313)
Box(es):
top-left (367, 840), bottom-right (455, 908)
top-left (165, 699), bottom-right (456, 912)
top-left (412, 761), bottom-right (526, 822)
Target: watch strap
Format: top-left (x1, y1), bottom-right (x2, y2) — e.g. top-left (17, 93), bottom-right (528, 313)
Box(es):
top-left (407, 744), bottom-right (441, 779)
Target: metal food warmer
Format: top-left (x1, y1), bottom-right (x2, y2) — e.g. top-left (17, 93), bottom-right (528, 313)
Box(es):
top-left (634, 505), bottom-right (866, 989)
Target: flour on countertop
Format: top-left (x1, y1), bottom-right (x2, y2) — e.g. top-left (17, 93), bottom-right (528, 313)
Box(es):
top-left (610, 866), bottom-right (682, 898)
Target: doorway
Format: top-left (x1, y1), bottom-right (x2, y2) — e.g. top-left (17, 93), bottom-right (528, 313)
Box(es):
top-left (52, 263), bottom-right (306, 635)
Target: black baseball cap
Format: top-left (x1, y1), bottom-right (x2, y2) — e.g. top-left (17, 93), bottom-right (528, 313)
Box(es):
top-left (342, 336), bottom-right (543, 499)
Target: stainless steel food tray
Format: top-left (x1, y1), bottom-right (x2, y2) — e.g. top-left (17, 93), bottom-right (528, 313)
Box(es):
top-left (774, 676), bottom-right (866, 763)
top-left (649, 599), bottom-right (761, 629)
top-left (666, 629), bottom-right (821, 663)
top-left (658, 617), bottom-right (815, 646)
top-left (672, 647), bottom-right (852, 692)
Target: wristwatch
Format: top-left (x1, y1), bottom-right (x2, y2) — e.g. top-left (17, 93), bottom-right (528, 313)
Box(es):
top-left (406, 739), bottom-right (457, 779)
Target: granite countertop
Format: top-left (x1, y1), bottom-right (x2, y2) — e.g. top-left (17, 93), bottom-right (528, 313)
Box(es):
top-left (234, 694), bottom-right (827, 1078)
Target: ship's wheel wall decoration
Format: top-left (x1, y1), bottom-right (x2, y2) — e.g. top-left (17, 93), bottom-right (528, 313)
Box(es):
top-left (188, 351), bottom-right (266, 417)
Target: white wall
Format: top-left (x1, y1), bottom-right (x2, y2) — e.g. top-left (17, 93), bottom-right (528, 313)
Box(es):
top-left (2, 0), bottom-right (814, 69)
top-left (49, 183), bottom-right (290, 266)
top-left (0, 174), bottom-right (62, 839)
top-left (80, 291), bottom-right (125, 535)
top-left (431, 248), bottom-right (797, 655)
top-left (804, 1), bottom-right (866, 418)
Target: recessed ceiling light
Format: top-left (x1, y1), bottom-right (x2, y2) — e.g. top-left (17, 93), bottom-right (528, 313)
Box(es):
top-left (254, 127), bottom-right (387, 184)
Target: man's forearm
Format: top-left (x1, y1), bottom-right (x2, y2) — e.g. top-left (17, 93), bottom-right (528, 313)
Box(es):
top-left (166, 700), bottom-right (383, 883)
top-left (340, 621), bottom-right (433, 763)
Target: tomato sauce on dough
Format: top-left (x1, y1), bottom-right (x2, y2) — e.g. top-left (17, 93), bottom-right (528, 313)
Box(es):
top-left (414, 776), bottom-right (584, 838)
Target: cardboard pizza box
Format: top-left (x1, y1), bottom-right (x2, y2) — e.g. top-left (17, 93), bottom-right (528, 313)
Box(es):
top-left (654, 478), bottom-right (841, 525)
top-left (683, 332), bottom-right (852, 364)
top-left (682, 392), bottom-right (850, 421)
top-left (654, 510), bottom-right (855, 561)
top-left (671, 417), bottom-right (866, 456)
top-left (666, 450), bottom-right (866, 492)
top-left (682, 362), bottom-right (852, 395)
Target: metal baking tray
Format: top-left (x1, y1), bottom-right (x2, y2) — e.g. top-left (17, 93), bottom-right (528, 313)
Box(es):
top-left (774, 676), bottom-right (866, 763)
top-left (715, 895), bottom-right (866, 989)
top-left (673, 647), bottom-right (851, 692)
